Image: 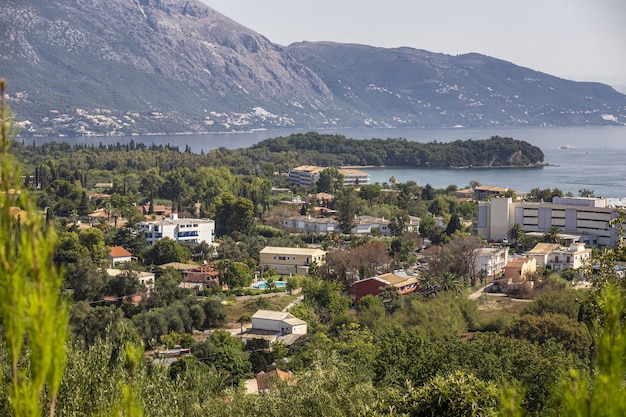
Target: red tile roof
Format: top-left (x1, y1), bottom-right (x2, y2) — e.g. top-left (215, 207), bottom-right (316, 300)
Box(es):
top-left (109, 246), bottom-right (132, 258)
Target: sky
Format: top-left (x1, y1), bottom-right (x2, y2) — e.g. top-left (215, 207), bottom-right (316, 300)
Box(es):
top-left (202, 0), bottom-right (626, 88)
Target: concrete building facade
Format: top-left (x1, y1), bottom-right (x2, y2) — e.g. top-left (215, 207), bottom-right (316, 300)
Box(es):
top-left (477, 197), bottom-right (622, 247)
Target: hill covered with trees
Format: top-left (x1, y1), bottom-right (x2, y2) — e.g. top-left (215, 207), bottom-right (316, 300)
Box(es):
top-left (248, 132), bottom-right (544, 168)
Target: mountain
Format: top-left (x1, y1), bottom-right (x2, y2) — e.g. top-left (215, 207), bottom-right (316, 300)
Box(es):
top-left (1, 0), bottom-right (625, 137)
top-left (286, 42), bottom-right (626, 128)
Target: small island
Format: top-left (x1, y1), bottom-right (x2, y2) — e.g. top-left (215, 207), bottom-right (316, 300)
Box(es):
top-left (248, 132), bottom-right (545, 169)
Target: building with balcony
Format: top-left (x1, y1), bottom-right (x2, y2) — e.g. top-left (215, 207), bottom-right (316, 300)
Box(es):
top-left (136, 213), bottom-right (215, 245)
top-left (259, 246), bottom-right (326, 275)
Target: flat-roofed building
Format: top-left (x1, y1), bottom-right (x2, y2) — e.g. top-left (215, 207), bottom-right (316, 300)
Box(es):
top-left (477, 197), bottom-right (622, 247)
top-left (288, 165), bottom-right (370, 187)
top-left (136, 213), bottom-right (215, 245)
top-left (259, 246), bottom-right (326, 275)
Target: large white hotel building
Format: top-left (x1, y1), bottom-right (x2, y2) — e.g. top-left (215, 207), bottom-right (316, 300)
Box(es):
top-left (476, 196), bottom-right (623, 247)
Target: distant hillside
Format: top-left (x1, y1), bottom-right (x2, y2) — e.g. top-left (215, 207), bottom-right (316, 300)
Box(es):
top-left (1, 0), bottom-right (625, 137)
top-left (286, 42), bottom-right (626, 128)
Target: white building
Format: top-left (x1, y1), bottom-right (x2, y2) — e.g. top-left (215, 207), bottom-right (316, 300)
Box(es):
top-left (474, 246), bottom-right (509, 277)
top-left (288, 165), bottom-right (370, 187)
top-left (250, 310), bottom-right (308, 335)
top-left (547, 243), bottom-right (592, 272)
top-left (136, 213), bottom-right (215, 245)
top-left (283, 215), bottom-right (338, 234)
top-left (477, 197), bottom-right (622, 247)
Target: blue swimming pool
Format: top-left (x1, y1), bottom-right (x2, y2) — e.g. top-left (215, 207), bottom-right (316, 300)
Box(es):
top-left (252, 281), bottom-right (287, 289)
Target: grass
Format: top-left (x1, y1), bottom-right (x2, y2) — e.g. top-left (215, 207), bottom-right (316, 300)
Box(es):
top-left (222, 293), bottom-right (301, 323)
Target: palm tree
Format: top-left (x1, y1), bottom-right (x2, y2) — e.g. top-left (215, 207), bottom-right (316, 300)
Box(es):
top-left (542, 225), bottom-right (562, 244)
top-left (507, 223), bottom-right (524, 242)
top-left (438, 272), bottom-right (464, 293)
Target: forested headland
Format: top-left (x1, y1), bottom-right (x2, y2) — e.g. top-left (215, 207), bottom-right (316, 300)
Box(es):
top-left (247, 132), bottom-right (545, 168)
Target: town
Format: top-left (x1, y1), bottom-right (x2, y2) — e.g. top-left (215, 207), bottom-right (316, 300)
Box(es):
top-left (3, 132), bottom-right (626, 416)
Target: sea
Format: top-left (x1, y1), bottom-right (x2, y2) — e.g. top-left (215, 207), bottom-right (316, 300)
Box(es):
top-left (30, 126), bottom-right (626, 199)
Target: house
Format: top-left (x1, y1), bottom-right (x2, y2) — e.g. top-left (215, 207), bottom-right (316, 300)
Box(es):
top-left (259, 246), bottom-right (326, 275)
top-left (142, 204), bottom-right (172, 217)
top-left (474, 186), bottom-right (509, 200)
top-left (474, 246), bottom-right (509, 277)
top-left (283, 215), bottom-right (338, 234)
top-left (350, 271), bottom-right (419, 305)
top-left (492, 257), bottom-right (537, 294)
top-left (503, 258), bottom-right (536, 281)
top-left (352, 215), bottom-right (391, 236)
top-left (527, 243), bottom-right (562, 267)
top-left (548, 243), bottom-right (592, 272)
top-left (250, 310), bottom-right (308, 335)
top-left (179, 264), bottom-right (220, 290)
top-left (108, 246), bottom-right (133, 267)
top-left (240, 310), bottom-right (308, 349)
top-left (136, 212), bottom-right (215, 245)
top-left (106, 268), bottom-right (155, 294)
top-left (477, 197), bottom-right (623, 247)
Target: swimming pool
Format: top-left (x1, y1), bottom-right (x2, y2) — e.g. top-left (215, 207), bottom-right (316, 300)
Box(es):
top-left (252, 281), bottom-right (287, 289)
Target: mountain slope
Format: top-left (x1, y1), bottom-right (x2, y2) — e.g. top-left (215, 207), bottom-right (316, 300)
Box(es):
top-left (1, 0), bottom-right (625, 136)
top-left (285, 42), bottom-right (626, 128)
top-left (1, 0), bottom-right (335, 135)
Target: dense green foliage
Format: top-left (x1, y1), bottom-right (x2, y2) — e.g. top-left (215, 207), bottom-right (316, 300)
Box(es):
top-left (249, 132), bottom-right (545, 167)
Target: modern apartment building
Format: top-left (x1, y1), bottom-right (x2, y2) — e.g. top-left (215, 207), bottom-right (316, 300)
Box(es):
top-left (288, 165), bottom-right (370, 187)
top-left (476, 197), bottom-right (621, 247)
top-left (136, 213), bottom-right (215, 245)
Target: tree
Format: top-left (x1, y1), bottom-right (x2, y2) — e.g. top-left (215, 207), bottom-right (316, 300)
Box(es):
top-left (335, 187), bottom-right (360, 234)
top-left (445, 213), bottom-right (462, 235)
top-left (388, 209), bottom-right (409, 237)
top-left (376, 372), bottom-right (500, 417)
top-left (139, 168), bottom-right (164, 214)
top-left (542, 225), bottom-right (562, 244)
top-left (578, 188), bottom-right (595, 197)
top-left (79, 227), bottom-right (107, 263)
top-left (359, 184), bottom-right (382, 207)
top-left (507, 223), bottom-right (524, 242)
top-left (316, 167), bottom-right (344, 194)
top-left (228, 262), bottom-right (253, 289)
top-left (0, 79), bottom-right (68, 416)
top-left (214, 192), bottom-right (255, 236)
top-left (143, 237), bottom-right (189, 265)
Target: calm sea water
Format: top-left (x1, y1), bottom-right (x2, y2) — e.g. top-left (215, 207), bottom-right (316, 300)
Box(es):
top-left (33, 126), bottom-right (626, 198)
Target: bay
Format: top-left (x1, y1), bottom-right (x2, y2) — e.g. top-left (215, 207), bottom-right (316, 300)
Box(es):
top-left (31, 126), bottom-right (626, 198)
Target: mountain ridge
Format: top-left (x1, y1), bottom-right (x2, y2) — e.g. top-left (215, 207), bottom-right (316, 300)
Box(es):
top-left (1, 0), bottom-right (625, 136)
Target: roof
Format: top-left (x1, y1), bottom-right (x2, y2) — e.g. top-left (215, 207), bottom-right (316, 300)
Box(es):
top-left (355, 215), bottom-right (389, 225)
top-left (506, 258), bottom-right (532, 267)
top-left (252, 310), bottom-right (292, 321)
top-left (529, 243), bottom-right (561, 254)
top-left (259, 246), bottom-right (326, 256)
top-left (109, 246), bottom-right (132, 258)
top-left (251, 310), bottom-right (307, 326)
top-left (378, 272), bottom-right (418, 287)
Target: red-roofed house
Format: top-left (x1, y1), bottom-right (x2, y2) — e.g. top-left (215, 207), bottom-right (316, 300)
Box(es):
top-left (108, 246), bottom-right (133, 267)
top-left (350, 272), bottom-right (419, 305)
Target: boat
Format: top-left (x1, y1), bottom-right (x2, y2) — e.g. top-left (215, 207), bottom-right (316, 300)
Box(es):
top-left (560, 144), bottom-right (576, 149)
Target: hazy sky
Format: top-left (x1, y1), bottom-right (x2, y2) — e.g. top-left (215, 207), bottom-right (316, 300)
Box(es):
top-left (202, 0), bottom-right (626, 87)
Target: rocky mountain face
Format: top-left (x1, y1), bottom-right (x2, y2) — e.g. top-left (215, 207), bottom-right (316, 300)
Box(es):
top-left (1, 0), bottom-right (625, 136)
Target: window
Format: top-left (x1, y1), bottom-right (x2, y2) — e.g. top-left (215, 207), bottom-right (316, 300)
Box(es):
top-left (279, 256), bottom-right (286, 261)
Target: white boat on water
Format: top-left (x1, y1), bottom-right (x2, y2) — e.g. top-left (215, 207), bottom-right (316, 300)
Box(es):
top-left (560, 144), bottom-right (576, 149)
